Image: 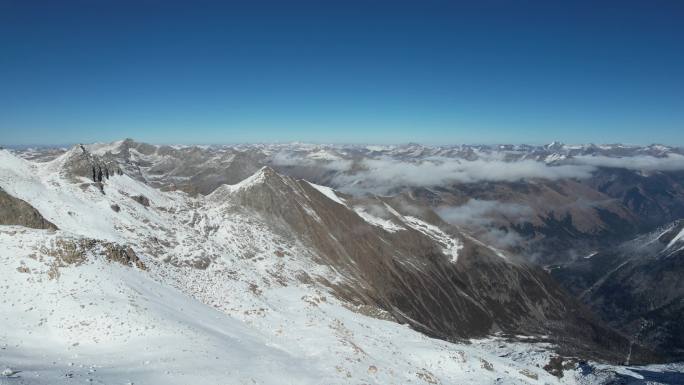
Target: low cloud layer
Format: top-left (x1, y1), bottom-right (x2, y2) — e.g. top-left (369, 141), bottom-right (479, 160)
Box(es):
top-left (436, 199), bottom-right (533, 227)
top-left (437, 199), bottom-right (533, 249)
top-left (333, 157), bottom-right (595, 194)
top-left (571, 154), bottom-right (684, 172)
top-left (271, 151), bottom-right (352, 171)
top-left (271, 152), bottom-right (684, 195)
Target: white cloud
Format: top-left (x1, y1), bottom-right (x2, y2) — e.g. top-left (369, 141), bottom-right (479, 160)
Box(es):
top-left (271, 151), bottom-right (684, 196)
top-left (333, 157), bottom-right (595, 194)
top-left (479, 228), bottom-right (526, 249)
top-left (271, 151), bottom-right (352, 171)
top-left (436, 199), bottom-right (533, 227)
top-left (436, 199), bottom-right (534, 249)
top-left (571, 154), bottom-right (684, 171)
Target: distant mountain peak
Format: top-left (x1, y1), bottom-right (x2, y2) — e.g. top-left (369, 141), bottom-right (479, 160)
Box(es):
top-left (546, 141), bottom-right (565, 150)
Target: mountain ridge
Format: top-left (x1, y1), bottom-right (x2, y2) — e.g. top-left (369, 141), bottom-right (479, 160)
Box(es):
top-left (1, 140), bottom-right (682, 384)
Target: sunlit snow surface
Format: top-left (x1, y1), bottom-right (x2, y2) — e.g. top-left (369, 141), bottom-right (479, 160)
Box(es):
top-left (306, 181), bottom-right (347, 206)
top-left (0, 149), bottom-right (679, 384)
top-left (353, 207), bottom-right (405, 233)
top-left (666, 226), bottom-right (684, 251)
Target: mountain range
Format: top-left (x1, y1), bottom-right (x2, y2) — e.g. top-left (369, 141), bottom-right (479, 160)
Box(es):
top-left (1, 139), bottom-right (684, 384)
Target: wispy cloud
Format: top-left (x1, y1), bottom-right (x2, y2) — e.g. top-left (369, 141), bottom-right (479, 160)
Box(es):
top-left (437, 199), bottom-right (533, 249)
top-left (436, 199), bottom-right (533, 227)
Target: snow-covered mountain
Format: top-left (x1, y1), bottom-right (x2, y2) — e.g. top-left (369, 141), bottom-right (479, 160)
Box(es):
top-left (1, 142), bottom-right (683, 383)
top-left (12, 139), bottom-right (683, 194)
top-left (15, 140), bottom-right (683, 260)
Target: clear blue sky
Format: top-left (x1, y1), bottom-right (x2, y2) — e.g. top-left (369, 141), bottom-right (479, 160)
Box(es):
top-left (1, 0), bottom-right (682, 145)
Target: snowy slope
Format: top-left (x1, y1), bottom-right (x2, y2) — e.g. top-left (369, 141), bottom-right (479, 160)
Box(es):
top-left (666, 226), bottom-right (684, 251)
top-left (1, 226), bottom-right (578, 385)
top-left (0, 148), bottom-right (667, 384)
top-left (306, 181), bottom-right (347, 206)
top-left (1, 228), bottom-right (327, 385)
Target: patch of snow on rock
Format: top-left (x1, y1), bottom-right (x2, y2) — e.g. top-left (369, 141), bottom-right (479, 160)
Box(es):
top-left (306, 181), bottom-right (347, 206)
top-left (395, 213), bottom-right (464, 263)
top-left (353, 208), bottom-right (405, 233)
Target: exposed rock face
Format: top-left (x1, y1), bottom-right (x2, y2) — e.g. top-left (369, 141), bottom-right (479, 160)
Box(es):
top-left (552, 220), bottom-right (684, 361)
top-left (102, 242), bottom-right (146, 270)
top-left (41, 237), bottom-right (146, 279)
top-left (210, 167), bottom-right (643, 363)
top-left (88, 138), bottom-right (266, 195)
top-left (131, 194), bottom-right (150, 207)
top-left (61, 145), bottom-right (122, 183)
top-left (0, 188), bottom-right (57, 230)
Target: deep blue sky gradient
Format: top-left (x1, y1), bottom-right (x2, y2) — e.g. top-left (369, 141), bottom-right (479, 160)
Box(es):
top-left (1, 0), bottom-right (683, 145)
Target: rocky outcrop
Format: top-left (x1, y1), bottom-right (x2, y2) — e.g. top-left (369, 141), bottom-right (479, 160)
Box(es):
top-left (101, 242), bottom-right (146, 270)
top-left (42, 237), bottom-right (146, 279)
top-left (0, 188), bottom-right (57, 230)
top-left (89, 139), bottom-right (266, 195)
top-left (131, 194), bottom-right (150, 207)
top-left (61, 145), bottom-right (122, 183)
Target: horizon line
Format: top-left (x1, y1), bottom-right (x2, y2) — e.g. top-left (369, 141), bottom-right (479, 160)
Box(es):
top-left (1, 138), bottom-right (681, 150)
